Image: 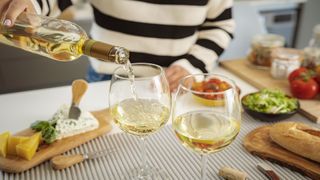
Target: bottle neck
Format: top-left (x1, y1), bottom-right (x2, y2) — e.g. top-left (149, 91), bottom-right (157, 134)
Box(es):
top-left (82, 39), bottom-right (129, 64)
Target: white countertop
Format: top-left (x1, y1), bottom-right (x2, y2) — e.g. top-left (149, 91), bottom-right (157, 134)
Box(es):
top-left (0, 65), bottom-right (315, 180)
top-left (0, 66), bottom-right (259, 134)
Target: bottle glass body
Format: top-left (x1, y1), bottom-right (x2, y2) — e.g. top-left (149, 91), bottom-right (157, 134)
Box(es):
top-left (0, 13), bottom-right (87, 62)
top-left (303, 24), bottom-right (320, 69)
top-left (0, 13), bottom-right (129, 64)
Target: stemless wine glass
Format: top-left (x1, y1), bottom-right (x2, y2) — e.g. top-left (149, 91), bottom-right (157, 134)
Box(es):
top-left (172, 74), bottom-right (241, 180)
top-left (109, 63), bottom-right (171, 179)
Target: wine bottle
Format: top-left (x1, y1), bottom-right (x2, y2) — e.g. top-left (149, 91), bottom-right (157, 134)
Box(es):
top-left (0, 12), bottom-right (129, 64)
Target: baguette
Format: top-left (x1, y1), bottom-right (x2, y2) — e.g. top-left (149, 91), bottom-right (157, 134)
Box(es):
top-left (269, 121), bottom-right (320, 163)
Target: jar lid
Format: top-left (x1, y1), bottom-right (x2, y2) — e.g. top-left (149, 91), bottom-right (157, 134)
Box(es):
top-left (272, 48), bottom-right (304, 62)
top-left (252, 34), bottom-right (285, 48)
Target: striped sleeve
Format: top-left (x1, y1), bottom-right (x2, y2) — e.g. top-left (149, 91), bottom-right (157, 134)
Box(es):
top-left (173, 0), bottom-right (235, 73)
top-left (31, 0), bottom-right (76, 17)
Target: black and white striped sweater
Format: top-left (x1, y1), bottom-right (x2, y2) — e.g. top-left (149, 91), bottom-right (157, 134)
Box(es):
top-left (31, 0), bottom-right (235, 74)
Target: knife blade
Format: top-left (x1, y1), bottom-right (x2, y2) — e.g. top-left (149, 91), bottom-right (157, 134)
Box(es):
top-left (68, 79), bottom-right (88, 119)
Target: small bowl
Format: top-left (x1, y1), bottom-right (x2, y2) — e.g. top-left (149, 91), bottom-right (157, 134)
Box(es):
top-left (192, 86), bottom-right (241, 107)
top-left (192, 94), bottom-right (225, 106)
top-left (241, 93), bottom-right (299, 122)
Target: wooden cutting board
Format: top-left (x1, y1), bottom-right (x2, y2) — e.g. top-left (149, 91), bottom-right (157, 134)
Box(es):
top-left (0, 109), bottom-right (112, 173)
top-left (243, 126), bottom-right (320, 179)
top-left (221, 59), bottom-right (320, 123)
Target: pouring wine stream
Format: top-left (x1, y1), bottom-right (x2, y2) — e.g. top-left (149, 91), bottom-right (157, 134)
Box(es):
top-left (124, 61), bottom-right (138, 100)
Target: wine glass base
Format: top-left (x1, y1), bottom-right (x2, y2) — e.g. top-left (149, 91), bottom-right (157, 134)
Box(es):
top-left (120, 166), bottom-right (171, 180)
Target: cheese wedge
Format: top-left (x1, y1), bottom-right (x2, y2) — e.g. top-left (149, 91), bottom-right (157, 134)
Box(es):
top-left (16, 133), bottom-right (41, 160)
top-left (7, 136), bottom-right (30, 156)
top-left (0, 132), bottom-right (10, 158)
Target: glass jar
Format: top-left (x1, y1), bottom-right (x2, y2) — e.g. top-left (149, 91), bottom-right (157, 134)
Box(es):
top-left (302, 24), bottom-right (320, 70)
top-left (248, 34), bottom-right (285, 68)
top-left (270, 48), bottom-right (302, 79)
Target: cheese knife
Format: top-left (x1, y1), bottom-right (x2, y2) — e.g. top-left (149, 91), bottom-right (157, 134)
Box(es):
top-left (51, 148), bottom-right (116, 170)
top-left (68, 79), bottom-right (88, 119)
top-left (257, 163), bottom-right (280, 180)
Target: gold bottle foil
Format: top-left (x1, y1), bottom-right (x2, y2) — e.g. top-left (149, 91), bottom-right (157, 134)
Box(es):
top-left (82, 39), bottom-right (129, 64)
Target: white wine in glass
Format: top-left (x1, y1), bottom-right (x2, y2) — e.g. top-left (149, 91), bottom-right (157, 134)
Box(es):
top-left (174, 111), bottom-right (240, 154)
top-left (111, 98), bottom-right (170, 136)
top-left (172, 74), bottom-right (241, 180)
top-left (109, 63), bottom-right (171, 179)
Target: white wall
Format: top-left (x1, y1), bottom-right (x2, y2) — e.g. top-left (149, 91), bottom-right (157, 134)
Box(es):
top-left (220, 3), bottom-right (267, 60)
top-left (221, 0), bottom-right (307, 60)
top-left (295, 0), bottom-right (320, 49)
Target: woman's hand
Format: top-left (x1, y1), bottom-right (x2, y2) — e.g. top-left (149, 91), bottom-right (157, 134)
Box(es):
top-left (165, 65), bottom-right (191, 92)
top-left (0, 0), bottom-right (36, 27)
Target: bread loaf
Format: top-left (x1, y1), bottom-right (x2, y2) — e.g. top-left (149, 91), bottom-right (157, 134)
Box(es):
top-left (269, 122), bottom-right (320, 163)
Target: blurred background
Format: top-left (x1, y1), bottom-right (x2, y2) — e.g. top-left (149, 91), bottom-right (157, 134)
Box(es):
top-left (0, 0), bottom-right (319, 94)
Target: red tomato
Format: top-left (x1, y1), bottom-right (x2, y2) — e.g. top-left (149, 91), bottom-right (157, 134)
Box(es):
top-left (316, 77), bottom-right (320, 93)
top-left (204, 83), bottom-right (219, 92)
top-left (315, 66), bottom-right (320, 92)
top-left (219, 82), bottom-right (230, 91)
top-left (191, 78), bottom-right (233, 100)
top-left (288, 67), bottom-right (308, 82)
top-left (290, 78), bottom-right (319, 99)
top-left (208, 78), bottom-right (221, 84)
top-left (314, 76), bottom-right (320, 94)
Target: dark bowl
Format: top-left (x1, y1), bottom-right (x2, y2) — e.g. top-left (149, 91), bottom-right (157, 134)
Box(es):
top-left (241, 93), bottom-right (300, 122)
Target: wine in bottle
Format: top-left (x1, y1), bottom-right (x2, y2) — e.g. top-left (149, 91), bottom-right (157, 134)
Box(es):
top-left (0, 12), bottom-right (129, 64)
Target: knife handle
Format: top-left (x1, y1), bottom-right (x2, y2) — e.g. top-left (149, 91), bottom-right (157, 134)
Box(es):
top-left (71, 79), bottom-right (88, 105)
top-left (51, 154), bottom-right (85, 170)
top-left (257, 163), bottom-right (280, 180)
top-left (219, 166), bottom-right (248, 180)
top-left (263, 170), bottom-right (280, 180)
